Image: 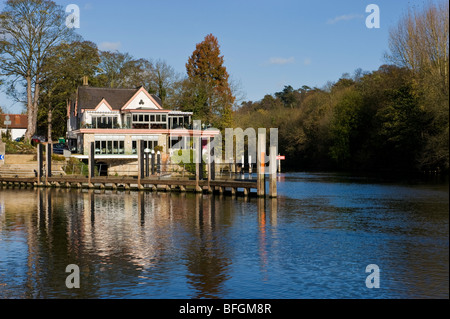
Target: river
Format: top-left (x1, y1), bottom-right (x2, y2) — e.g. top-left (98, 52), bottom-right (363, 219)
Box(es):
top-left (0, 172), bottom-right (448, 299)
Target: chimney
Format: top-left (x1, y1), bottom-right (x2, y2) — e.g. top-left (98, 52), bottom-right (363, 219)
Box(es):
top-left (82, 76), bottom-right (89, 86)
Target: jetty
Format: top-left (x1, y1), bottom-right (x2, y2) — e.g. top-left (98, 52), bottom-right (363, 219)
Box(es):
top-left (0, 141), bottom-right (278, 198)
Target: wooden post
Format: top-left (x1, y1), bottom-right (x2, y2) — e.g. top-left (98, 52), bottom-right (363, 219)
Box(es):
top-left (194, 136), bottom-right (202, 193)
top-left (137, 140), bottom-right (144, 188)
top-left (269, 145), bottom-right (277, 198)
top-left (88, 142), bottom-right (95, 188)
top-left (157, 151), bottom-right (161, 175)
top-left (45, 143), bottom-right (52, 185)
top-left (198, 140), bottom-right (203, 181)
top-left (151, 150), bottom-right (155, 175)
top-left (278, 153), bottom-right (281, 173)
top-left (145, 151), bottom-right (149, 177)
top-left (37, 144), bottom-right (44, 185)
top-left (206, 137), bottom-right (212, 193)
top-left (257, 132), bottom-right (266, 197)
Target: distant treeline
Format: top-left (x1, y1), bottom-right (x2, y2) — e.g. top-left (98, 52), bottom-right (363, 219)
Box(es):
top-left (235, 64), bottom-right (448, 173)
top-left (234, 2), bottom-right (449, 174)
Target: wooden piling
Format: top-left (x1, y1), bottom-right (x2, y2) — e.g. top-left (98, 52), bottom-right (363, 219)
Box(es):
top-left (88, 142), bottom-right (95, 188)
top-left (269, 145), bottom-right (277, 198)
top-left (37, 144), bottom-right (43, 185)
top-left (257, 132), bottom-right (266, 197)
top-left (137, 140), bottom-right (144, 188)
top-left (45, 143), bottom-right (52, 186)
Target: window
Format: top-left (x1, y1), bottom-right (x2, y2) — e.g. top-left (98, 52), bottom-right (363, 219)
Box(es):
top-left (92, 116), bottom-right (118, 129)
top-left (95, 139), bottom-right (125, 155)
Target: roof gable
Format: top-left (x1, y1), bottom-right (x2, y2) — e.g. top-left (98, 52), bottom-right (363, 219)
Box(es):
top-left (92, 98), bottom-right (116, 112)
top-left (122, 87), bottom-right (163, 110)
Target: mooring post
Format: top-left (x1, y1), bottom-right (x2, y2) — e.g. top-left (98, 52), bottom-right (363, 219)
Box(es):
top-left (137, 140), bottom-right (144, 188)
top-left (145, 150), bottom-right (149, 177)
top-left (210, 137), bottom-right (216, 181)
top-left (157, 151), bottom-right (161, 175)
top-left (194, 135), bottom-right (202, 193)
top-left (88, 142), bottom-right (95, 188)
top-left (45, 143), bottom-right (52, 185)
top-left (269, 145), bottom-right (277, 198)
top-left (151, 150), bottom-right (155, 175)
top-left (206, 137), bottom-right (212, 193)
top-left (37, 143), bottom-right (44, 185)
top-left (257, 131), bottom-right (266, 197)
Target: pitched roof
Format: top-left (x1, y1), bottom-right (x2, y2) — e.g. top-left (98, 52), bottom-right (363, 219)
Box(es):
top-left (0, 114), bottom-right (27, 129)
top-left (78, 86), bottom-right (162, 110)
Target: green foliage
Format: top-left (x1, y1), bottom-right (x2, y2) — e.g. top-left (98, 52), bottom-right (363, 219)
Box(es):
top-left (329, 89), bottom-right (363, 167)
top-left (1, 137), bottom-right (36, 154)
top-left (63, 157), bottom-right (98, 176)
top-left (154, 145), bottom-right (164, 153)
top-left (174, 149), bottom-right (206, 175)
top-left (235, 62), bottom-right (448, 173)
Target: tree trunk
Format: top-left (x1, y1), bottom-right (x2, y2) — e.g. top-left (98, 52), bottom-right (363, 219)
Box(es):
top-left (25, 76), bottom-right (35, 142)
top-left (32, 81), bottom-right (40, 140)
top-left (47, 104), bottom-right (53, 144)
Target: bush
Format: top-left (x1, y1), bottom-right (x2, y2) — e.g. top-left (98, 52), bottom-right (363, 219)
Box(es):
top-left (2, 137), bottom-right (36, 155)
top-left (63, 157), bottom-right (98, 176)
top-left (173, 149), bottom-right (206, 175)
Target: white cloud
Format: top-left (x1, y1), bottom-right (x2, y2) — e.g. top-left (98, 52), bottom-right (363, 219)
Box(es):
top-left (98, 41), bottom-right (122, 51)
top-left (268, 57), bottom-right (295, 65)
top-left (327, 14), bottom-right (364, 24)
top-left (303, 58), bottom-right (312, 66)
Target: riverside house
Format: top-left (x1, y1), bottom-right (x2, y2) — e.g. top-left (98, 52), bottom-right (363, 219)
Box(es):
top-left (66, 83), bottom-right (219, 174)
top-left (67, 84), bottom-right (219, 155)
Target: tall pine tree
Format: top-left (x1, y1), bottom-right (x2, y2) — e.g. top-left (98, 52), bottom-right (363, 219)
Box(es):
top-left (185, 34), bottom-right (234, 130)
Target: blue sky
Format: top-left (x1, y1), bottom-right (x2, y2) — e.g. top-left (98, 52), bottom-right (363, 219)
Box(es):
top-left (0, 0), bottom-right (433, 113)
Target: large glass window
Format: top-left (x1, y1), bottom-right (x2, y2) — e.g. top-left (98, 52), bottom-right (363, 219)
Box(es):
top-left (131, 113), bottom-right (168, 129)
top-left (94, 139), bottom-right (125, 155)
top-left (92, 116), bottom-right (119, 129)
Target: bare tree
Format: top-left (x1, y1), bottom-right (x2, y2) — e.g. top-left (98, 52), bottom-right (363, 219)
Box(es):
top-left (0, 0), bottom-right (77, 141)
top-left (386, 1), bottom-right (449, 89)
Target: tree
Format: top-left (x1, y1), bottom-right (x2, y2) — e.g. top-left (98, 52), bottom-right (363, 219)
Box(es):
top-left (150, 59), bottom-right (181, 108)
top-left (386, 1), bottom-right (449, 171)
top-left (0, 0), bottom-right (77, 141)
top-left (96, 51), bottom-right (142, 88)
top-left (184, 34), bottom-right (235, 130)
top-left (37, 41), bottom-right (101, 141)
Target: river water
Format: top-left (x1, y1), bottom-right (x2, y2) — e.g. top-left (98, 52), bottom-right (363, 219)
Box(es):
top-left (0, 173), bottom-right (448, 299)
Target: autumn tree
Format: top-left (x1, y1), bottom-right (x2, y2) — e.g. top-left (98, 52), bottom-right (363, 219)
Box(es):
top-left (0, 0), bottom-right (77, 141)
top-left (184, 34), bottom-right (235, 130)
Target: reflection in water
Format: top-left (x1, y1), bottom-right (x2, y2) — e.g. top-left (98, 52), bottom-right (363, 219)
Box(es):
top-left (0, 173), bottom-right (448, 299)
top-left (185, 194), bottom-right (230, 299)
